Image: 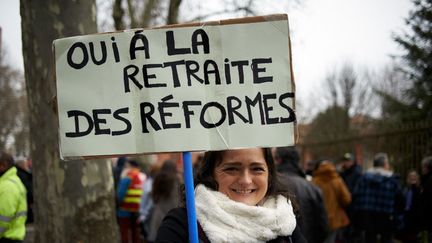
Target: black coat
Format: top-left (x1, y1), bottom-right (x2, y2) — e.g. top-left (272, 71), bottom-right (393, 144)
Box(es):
top-left (421, 173), bottom-right (432, 229)
top-left (340, 164), bottom-right (362, 218)
top-left (155, 207), bottom-right (307, 243)
top-left (340, 164), bottom-right (362, 194)
top-left (278, 164), bottom-right (329, 243)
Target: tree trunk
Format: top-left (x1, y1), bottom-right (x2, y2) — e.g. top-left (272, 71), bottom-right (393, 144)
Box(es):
top-left (167, 0), bottom-right (182, 25)
top-left (113, 0), bottom-right (125, 30)
top-left (126, 0), bottom-right (138, 28)
top-left (112, 0), bottom-right (125, 30)
top-left (142, 0), bottom-right (157, 28)
top-left (20, 1), bottom-right (119, 242)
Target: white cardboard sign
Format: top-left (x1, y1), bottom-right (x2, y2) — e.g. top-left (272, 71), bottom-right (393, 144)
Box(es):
top-left (54, 14), bottom-right (296, 159)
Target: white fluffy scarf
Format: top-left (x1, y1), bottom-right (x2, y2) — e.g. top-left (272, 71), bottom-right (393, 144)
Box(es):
top-left (195, 184), bottom-right (296, 243)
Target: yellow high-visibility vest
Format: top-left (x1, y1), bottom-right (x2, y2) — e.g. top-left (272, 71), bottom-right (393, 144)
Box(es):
top-left (119, 169), bottom-right (145, 212)
top-left (0, 167), bottom-right (27, 240)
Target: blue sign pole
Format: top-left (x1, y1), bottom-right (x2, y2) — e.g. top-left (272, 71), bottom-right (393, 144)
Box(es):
top-left (182, 151), bottom-right (199, 243)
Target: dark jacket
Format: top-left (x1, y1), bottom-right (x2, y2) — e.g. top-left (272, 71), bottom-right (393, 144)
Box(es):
top-left (401, 183), bottom-right (422, 232)
top-left (278, 163), bottom-right (329, 243)
top-left (352, 168), bottom-right (404, 232)
top-left (340, 164), bottom-right (362, 194)
top-left (155, 207), bottom-right (307, 243)
top-left (353, 169), bottom-right (403, 214)
top-left (421, 172), bottom-right (432, 229)
top-left (340, 164), bottom-right (362, 219)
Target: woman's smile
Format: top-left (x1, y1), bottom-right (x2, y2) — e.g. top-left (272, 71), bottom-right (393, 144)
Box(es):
top-left (231, 188), bottom-right (256, 194)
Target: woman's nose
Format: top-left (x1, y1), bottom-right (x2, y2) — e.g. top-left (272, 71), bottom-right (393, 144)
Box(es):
top-left (238, 170), bottom-right (252, 184)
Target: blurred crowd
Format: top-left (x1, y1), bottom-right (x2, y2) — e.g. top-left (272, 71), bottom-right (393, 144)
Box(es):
top-left (1, 149), bottom-right (432, 243)
top-left (112, 149), bottom-right (432, 243)
top-left (112, 155), bottom-right (184, 243)
top-left (275, 149), bottom-right (432, 243)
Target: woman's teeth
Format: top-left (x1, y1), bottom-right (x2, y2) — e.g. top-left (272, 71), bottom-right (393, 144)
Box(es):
top-left (233, 189), bottom-right (254, 194)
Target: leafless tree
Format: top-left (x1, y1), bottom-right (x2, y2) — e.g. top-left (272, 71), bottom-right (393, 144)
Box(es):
top-left (0, 49), bottom-right (27, 154)
top-left (303, 62), bottom-right (377, 149)
top-left (99, 0), bottom-right (303, 31)
top-left (316, 62), bottom-right (376, 121)
top-left (373, 62), bottom-right (413, 121)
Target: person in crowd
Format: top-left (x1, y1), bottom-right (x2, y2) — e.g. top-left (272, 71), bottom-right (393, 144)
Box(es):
top-left (113, 157), bottom-right (128, 192)
top-left (117, 160), bottom-right (147, 243)
top-left (274, 146), bottom-right (329, 243)
top-left (138, 161), bottom-right (162, 240)
top-left (338, 153), bottom-right (362, 194)
top-left (156, 148), bottom-right (306, 243)
top-left (338, 153), bottom-right (362, 242)
top-left (305, 160), bottom-right (317, 181)
top-left (396, 170), bottom-right (422, 243)
top-left (420, 156), bottom-right (432, 243)
top-left (352, 153), bottom-right (404, 243)
top-left (312, 160), bottom-right (351, 243)
top-left (14, 157), bottom-right (33, 224)
top-left (0, 151), bottom-right (27, 242)
top-left (147, 160), bottom-right (180, 242)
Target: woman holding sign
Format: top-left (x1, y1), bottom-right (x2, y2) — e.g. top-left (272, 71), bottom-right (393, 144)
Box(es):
top-left (155, 148), bottom-right (306, 242)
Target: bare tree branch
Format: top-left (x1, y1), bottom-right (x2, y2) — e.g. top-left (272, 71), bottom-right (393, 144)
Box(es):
top-left (127, 0), bottom-right (138, 28)
top-left (0, 50), bottom-right (23, 152)
top-left (325, 70), bottom-right (338, 107)
top-left (141, 0), bottom-right (157, 27)
top-left (338, 63), bottom-right (356, 111)
top-left (167, 0), bottom-right (182, 24)
top-left (112, 0), bottom-right (125, 30)
top-left (185, 1), bottom-right (257, 23)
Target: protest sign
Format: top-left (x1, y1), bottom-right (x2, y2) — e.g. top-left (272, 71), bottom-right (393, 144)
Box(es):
top-left (54, 14), bottom-right (296, 160)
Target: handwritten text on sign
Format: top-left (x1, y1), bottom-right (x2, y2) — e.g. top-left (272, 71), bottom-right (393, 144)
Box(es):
top-left (54, 15), bottom-right (295, 159)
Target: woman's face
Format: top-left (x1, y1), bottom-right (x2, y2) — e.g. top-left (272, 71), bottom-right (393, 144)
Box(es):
top-left (407, 171), bottom-right (419, 185)
top-left (213, 148), bottom-right (269, 206)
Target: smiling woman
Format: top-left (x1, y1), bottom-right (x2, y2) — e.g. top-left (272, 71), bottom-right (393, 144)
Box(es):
top-left (155, 148), bottom-right (307, 243)
top-left (213, 149), bottom-right (269, 206)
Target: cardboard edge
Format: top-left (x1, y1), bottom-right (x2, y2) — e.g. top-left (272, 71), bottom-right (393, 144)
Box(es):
top-left (288, 36), bottom-right (298, 145)
top-left (52, 42), bottom-right (65, 159)
top-left (155, 14), bottom-right (288, 29)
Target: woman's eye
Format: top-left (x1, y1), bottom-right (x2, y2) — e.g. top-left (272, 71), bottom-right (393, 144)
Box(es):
top-left (252, 167), bottom-right (265, 172)
top-left (223, 167), bottom-right (238, 172)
